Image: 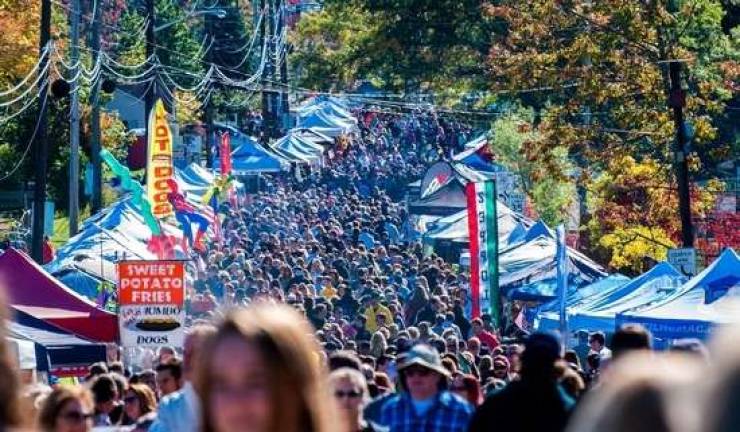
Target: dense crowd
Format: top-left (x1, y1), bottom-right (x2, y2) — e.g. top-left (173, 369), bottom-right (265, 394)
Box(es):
top-left (2, 106), bottom-right (739, 432)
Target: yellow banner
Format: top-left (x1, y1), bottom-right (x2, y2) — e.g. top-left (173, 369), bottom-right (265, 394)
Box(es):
top-left (147, 99), bottom-right (174, 219)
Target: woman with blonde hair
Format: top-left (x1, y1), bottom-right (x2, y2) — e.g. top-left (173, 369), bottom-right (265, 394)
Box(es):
top-left (565, 352), bottom-right (702, 432)
top-left (195, 303), bottom-right (337, 432)
top-left (328, 368), bottom-right (374, 432)
top-left (38, 386), bottom-right (95, 432)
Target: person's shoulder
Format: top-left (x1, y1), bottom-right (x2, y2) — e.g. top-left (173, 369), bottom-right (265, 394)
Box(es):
top-left (439, 391), bottom-right (475, 414)
top-left (378, 393), bottom-right (405, 412)
top-left (158, 389), bottom-right (187, 409)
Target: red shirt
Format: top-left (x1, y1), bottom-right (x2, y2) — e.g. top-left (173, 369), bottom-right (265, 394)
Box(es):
top-left (42, 240), bottom-right (55, 264)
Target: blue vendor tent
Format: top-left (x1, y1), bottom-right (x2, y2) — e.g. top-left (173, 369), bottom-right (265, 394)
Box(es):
top-left (617, 249), bottom-right (740, 340)
top-left (562, 262), bottom-right (687, 332)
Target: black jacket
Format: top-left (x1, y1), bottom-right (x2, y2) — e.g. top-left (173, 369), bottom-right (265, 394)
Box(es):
top-left (468, 379), bottom-right (575, 432)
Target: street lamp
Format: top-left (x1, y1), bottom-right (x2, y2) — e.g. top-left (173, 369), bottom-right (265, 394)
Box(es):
top-left (154, 9), bottom-right (226, 32)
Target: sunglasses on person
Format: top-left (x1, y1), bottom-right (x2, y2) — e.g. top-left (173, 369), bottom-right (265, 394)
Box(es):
top-left (334, 390), bottom-right (362, 399)
top-left (450, 385), bottom-right (467, 392)
top-left (124, 395), bottom-right (138, 404)
top-left (60, 411), bottom-right (94, 423)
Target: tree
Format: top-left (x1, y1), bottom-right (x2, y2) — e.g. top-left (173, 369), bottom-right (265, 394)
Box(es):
top-left (0, 0), bottom-right (40, 86)
top-left (291, 0), bottom-right (497, 96)
top-left (204, 0), bottom-right (258, 121)
top-left (488, 110), bottom-right (577, 227)
top-left (484, 0), bottom-right (736, 270)
top-left (585, 155), bottom-right (720, 273)
top-left (290, 3), bottom-right (379, 91)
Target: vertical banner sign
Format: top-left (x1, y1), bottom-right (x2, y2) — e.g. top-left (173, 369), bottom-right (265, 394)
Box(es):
top-left (147, 99), bottom-right (174, 219)
top-left (118, 260), bottom-right (185, 348)
top-left (219, 132), bottom-right (232, 175)
top-left (556, 225), bottom-right (569, 344)
top-left (465, 181), bottom-right (500, 326)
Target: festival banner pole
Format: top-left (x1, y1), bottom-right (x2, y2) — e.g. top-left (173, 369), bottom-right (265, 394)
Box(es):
top-left (484, 180), bottom-right (501, 330)
top-left (465, 180), bottom-right (500, 327)
top-left (556, 224), bottom-right (570, 346)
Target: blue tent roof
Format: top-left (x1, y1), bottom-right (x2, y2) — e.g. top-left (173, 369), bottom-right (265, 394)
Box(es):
top-left (297, 96), bottom-right (353, 117)
top-left (296, 109), bottom-right (356, 137)
top-left (272, 132), bottom-right (325, 164)
top-left (452, 135), bottom-right (508, 173)
top-left (499, 236), bottom-right (607, 302)
top-left (51, 267), bottom-right (104, 301)
top-left (48, 198), bottom-right (188, 278)
top-left (211, 128), bottom-right (287, 174)
top-left (524, 220), bottom-right (555, 242)
top-left (536, 274), bottom-right (631, 331)
top-left (563, 262), bottom-right (687, 332)
top-left (507, 222), bottom-right (529, 245)
top-left (423, 202), bottom-right (530, 244)
top-left (215, 140), bottom-right (287, 174)
top-left (617, 249), bottom-right (740, 340)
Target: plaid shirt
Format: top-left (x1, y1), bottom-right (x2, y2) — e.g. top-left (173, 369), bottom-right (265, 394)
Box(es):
top-left (376, 391), bottom-right (474, 432)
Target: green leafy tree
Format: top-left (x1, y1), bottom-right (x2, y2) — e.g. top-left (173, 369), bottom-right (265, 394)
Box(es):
top-left (488, 110), bottom-right (577, 227)
top-left (291, 0), bottom-right (497, 97)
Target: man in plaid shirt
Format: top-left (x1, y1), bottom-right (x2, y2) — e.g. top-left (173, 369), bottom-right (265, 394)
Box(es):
top-left (375, 344), bottom-right (474, 432)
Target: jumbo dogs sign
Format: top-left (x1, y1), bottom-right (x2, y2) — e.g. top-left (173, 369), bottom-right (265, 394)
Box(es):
top-left (118, 260), bottom-right (185, 348)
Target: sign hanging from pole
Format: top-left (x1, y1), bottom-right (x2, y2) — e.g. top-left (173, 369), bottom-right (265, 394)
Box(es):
top-left (118, 260), bottom-right (185, 349)
top-left (147, 99), bottom-right (174, 219)
top-left (219, 132), bottom-right (232, 175)
top-left (668, 248), bottom-right (697, 276)
top-left (465, 181), bottom-right (500, 326)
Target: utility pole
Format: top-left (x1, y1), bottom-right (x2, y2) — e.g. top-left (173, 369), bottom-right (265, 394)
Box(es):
top-left (268, 0), bottom-right (279, 133)
top-left (278, 0), bottom-right (289, 129)
top-left (204, 13), bottom-right (214, 167)
top-left (68, 0), bottom-right (81, 236)
top-left (145, 0), bottom-right (157, 151)
top-left (31, 0), bottom-right (51, 262)
top-left (90, 0), bottom-right (102, 214)
top-left (259, 0), bottom-right (270, 144)
top-left (668, 61), bottom-right (694, 248)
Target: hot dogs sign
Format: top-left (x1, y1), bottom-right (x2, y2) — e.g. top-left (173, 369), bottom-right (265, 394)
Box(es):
top-left (118, 260), bottom-right (185, 348)
top-left (147, 99), bottom-right (174, 219)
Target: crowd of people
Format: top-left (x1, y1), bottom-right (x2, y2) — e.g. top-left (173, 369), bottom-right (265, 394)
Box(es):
top-left (2, 105), bottom-right (740, 432)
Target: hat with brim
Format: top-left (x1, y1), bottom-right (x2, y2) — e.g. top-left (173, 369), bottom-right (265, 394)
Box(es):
top-left (397, 344), bottom-right (450, 377)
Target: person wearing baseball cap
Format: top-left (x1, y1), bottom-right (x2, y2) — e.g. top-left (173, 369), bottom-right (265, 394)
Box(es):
top-left (375, 344), bottom-right (474, 432)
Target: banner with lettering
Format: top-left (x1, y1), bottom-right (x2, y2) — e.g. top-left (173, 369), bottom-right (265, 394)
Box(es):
top-left (219, 132), bottom-right (232, 175)
top-left (465, 181), bottom-right (500, 325)
top-left (118, 260), bottom-right (185, 348)
top-left (147, 99), bottom-right (174, 219)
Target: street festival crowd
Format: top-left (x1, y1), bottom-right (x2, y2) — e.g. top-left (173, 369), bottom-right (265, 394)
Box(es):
top-left (2, 107), bottom-right (740, 432)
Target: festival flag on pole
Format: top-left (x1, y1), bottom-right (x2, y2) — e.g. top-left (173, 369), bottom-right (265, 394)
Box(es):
top-left (147, 99), bottom-right (174, 219)
top-left (465, 180), bottom-right (500, 326)
top-left (219, 132), bottom-right (232, 175)
top-left (556, 224), bottom-right (570, 344)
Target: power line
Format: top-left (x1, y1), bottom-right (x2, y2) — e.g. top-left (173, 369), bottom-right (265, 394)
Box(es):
top-left (0, 91), bottom-right (49, 182)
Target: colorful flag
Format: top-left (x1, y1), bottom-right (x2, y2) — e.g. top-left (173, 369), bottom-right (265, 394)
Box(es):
top-left (219, 132), bottom-right (232, 175)
top-left (147, 99), bottom-right (174, 219)
top-left (465, 181), bottom-right (500, 325)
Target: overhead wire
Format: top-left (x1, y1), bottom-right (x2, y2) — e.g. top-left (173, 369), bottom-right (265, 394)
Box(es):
top-left (0, 91), bottom-right (49, 182)
top-left (0, 45), bottom-right (51, 98)
top-left (0, 85), bottom-right (45, 124)
top-left (0, 63), bottom-right (50, 108)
